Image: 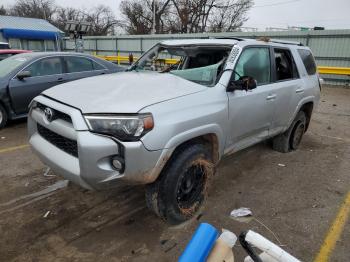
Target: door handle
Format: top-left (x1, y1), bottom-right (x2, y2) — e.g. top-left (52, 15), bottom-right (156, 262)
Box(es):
top-left (266, 94), bottom-right (277, 101)
top-left (296, 88), bottom-right (304, 94)
top-left (57, 77), bottom-right (64, 82)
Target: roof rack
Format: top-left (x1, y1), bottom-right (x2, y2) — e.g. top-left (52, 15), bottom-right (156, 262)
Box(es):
top-left (210, 36), bottom-right (246, 41)
top-left (267, 39), bottom-right (304, 46)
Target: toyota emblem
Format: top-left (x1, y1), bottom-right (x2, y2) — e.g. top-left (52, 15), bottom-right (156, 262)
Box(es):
top-left (44, 107), bottom-right (54, 122)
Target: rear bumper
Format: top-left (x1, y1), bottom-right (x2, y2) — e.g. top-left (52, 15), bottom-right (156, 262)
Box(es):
top-left (28, 95), bottom-right (170, 190)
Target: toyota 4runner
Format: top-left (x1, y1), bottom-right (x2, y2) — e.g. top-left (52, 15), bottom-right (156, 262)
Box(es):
top-left (28, 38), bottom-right (321, 224)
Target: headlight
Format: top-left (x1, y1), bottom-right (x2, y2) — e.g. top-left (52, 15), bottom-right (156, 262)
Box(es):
top-left (84, 114), bottom-right (154, 141)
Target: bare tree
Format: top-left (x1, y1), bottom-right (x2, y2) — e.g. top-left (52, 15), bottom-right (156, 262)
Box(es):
top-left (120, 0), bottom-right (253, 34)
top-left (0, 5), bottom-right (7, 15)
top-left (120, 0), bottom-right (172, 34)
top-left (53, 7), bottom-right (84, 30)
top-left (9, 0), bottom-right (57, 22)
top-left (209, 0), bottom-right (253, 32)
top-left (84, 5), bottom-right (120, 36)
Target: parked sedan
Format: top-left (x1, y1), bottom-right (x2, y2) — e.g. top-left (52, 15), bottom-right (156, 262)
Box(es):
top-left (0, 52), bottom-right (124, 128)
top-left (0, 49), bottom-right (32, 61)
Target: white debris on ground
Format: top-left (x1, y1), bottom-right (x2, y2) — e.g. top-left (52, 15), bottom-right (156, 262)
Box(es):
top-left (230, 207), bottom-right (252, 218)
top-left (43, 211), bottom-right (50, 218)
top-left (278, 163), bottom-right (286, 167)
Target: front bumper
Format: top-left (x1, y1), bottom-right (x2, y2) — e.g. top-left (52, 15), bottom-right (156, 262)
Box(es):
top-left (28, 95), bottom-right (171, 190)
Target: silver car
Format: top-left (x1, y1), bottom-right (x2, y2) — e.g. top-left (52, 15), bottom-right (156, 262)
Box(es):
top-left (28, 38), bottom-right (320, 224)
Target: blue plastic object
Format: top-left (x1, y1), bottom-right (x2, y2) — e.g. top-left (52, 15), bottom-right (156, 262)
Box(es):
top-left (179, 223), bottom-right (219, 262)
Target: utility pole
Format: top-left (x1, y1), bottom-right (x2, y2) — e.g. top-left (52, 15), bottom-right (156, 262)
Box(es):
top-left (152, 0), bottom-right (156, 34)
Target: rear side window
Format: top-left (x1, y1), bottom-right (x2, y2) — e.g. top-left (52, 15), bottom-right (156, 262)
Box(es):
top-left (273, 48), bottom-right (299, 81)
top-left (92, 61), bottom-right (106, 70)
top-left (298, 49), bottom-right (317, 75)
top-left (65, 56), bottom-right (94, 73)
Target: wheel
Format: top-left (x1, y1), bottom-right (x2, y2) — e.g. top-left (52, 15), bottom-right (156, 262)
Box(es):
top-left (272, 111), bottom-right (306, 153)
top-left (0, 104), bottom-right (8, 129)
top-left (145, 143), bottom-right (214, 224)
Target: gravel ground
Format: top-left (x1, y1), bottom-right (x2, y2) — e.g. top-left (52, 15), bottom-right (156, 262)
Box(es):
top-left (0, 85), bottom-right (349, 261)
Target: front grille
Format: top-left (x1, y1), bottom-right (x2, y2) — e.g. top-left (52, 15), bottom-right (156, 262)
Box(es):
top-left (36, 102), bottom-right (72, 123)
top-left (37, 124), bottom-right (78, 157)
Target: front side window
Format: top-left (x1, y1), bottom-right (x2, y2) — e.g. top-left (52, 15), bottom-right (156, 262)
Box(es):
top-left (234, 47), bottom-right (271, 85)
top-left (65, 57), bottom-right (94, 73)
top-left (0, 53), bottom-right (12, 61)
top-left (25, 57), bottom-right (63, 77)
top-left (298, 49), bottom-right (317, 75)
top-left (0, 55), bottom-right (28, 77)
top-left (129, 44), bottom-right (232, 87)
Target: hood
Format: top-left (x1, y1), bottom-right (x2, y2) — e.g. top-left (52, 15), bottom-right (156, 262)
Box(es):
top-left (43, 71), bottom-right (207, 113)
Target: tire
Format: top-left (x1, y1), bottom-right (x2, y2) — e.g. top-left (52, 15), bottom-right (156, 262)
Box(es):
top-left (272, 111), bottom-right (306, 153)
top-left (0, 103), bottom-right (8, 129)
top-left (145, 143), bottom-right (214, 224)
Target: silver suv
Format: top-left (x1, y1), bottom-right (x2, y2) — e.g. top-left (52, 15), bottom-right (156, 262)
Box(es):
top-left (28, 38), bottom-right (320, 224)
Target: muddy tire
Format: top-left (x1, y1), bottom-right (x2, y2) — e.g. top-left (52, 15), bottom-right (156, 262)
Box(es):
top-left (0, 103), bottom-right (8, 129)
top-left (145, 144), bottom-right (214, 224)
top-left (272, 111), bottom-right (306, 153)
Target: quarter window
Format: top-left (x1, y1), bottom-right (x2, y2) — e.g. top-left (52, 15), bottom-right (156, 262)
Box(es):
top-left (234, 47), bottom-right (271, 85)
top-left (92, 61), bottom-right (106, 70)
top-left (298, 49), bottom-right (317, 75)
top-left (273, 49), bottom-right (299, 81)
top-left (65, 57), bottom-right (94, 73)
top-left (25, 57), bottom-right (63, 77)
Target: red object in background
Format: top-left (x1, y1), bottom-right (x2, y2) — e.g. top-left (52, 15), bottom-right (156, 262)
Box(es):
top-left (0, 49), bottom-right (32, 55)
top-left (0, 49), bottom-right (32, 61)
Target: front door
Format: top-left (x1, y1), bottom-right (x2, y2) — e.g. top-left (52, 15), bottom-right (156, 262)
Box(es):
top-left (225, 46), bottom-right (276, 153)
top-left (9, 56), bottom-right (64, 114)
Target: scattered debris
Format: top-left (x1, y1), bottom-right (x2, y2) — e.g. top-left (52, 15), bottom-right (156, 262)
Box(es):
top-left (24, 182), bottom-right (29, 187)
top-left (332, 104), bottom-right (337, 107)
top-left (43, 211), bottom-right (50, 218)
top-left (327, 126), bottom-right (332, 130)
top-left (43, 167), bottom-right (55, 177)
top-left (1, 136), bottom-right (5, 139)
top-left (230, 207), bottom-right (252, 218)
top-left (278, 163), bottom-right (286, 167)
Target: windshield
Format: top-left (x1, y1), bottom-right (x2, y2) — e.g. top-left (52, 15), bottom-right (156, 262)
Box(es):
top-left (131, 44), bottom-right (232, 87)
top-left (0, 55), bottom-right (28, 78)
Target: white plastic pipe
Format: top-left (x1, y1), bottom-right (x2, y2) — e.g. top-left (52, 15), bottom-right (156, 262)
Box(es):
top-left (244, 230), bottom-right (300, 262)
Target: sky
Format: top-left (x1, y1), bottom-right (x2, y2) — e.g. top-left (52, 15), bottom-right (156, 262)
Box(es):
top-left (1, 0), bottom-right (350, 31)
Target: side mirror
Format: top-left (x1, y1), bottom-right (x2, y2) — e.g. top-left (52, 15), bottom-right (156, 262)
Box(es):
top-left (17, 71), bottom-right (31, 80)
top-left (227, 76), bottom-right (257, 92)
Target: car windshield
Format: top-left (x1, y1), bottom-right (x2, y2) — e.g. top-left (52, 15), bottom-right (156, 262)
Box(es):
top-left (0, 55), bottom-right (29, 77)
top-left (130, 44), bottom-right (232, 87)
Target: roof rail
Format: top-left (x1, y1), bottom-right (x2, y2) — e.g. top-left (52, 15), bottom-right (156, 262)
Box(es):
top-left (210, 36), bottom-right (246, 41)
top-left (267, 39), bottom-right (304, 46)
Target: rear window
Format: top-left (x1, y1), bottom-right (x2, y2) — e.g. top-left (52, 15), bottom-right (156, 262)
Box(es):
top-left (298, 49), bottom-right (317, 75)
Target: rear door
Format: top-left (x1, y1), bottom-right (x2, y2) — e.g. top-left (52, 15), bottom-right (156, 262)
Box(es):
top-left (63, 56), bottom-right (108, 82)
top-left (8, 56), bottom-right (65, 114)
top-left (269, 47), bottom-right (303, 136)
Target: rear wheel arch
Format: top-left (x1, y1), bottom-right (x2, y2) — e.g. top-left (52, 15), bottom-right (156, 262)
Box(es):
top-left (299, 102), bottom-right (313, 132)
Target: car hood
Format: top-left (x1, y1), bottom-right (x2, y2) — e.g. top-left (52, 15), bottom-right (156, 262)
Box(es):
top-left (43, 71), bottom-right (207, 113)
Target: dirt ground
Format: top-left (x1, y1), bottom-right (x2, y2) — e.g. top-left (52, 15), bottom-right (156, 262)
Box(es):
top-left (0, 86), bottom-right (349, 262)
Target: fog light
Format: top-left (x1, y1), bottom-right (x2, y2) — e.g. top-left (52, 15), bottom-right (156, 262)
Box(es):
top-left (111, 156), bottom-right (125, 172)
